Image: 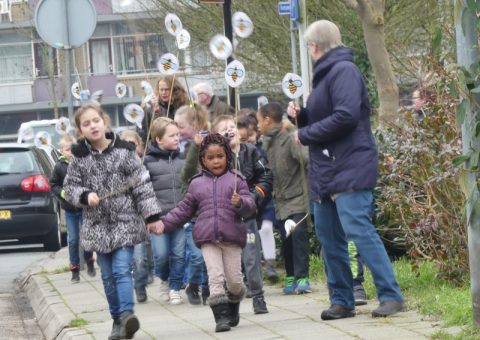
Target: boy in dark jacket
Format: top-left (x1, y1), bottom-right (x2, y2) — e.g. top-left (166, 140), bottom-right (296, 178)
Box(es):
top-left (50, 135), bottom-right (95, 283)
top-left (257, 103), bottom-right (311, 294)
top-left (212, 115), bottom-right (273, 314)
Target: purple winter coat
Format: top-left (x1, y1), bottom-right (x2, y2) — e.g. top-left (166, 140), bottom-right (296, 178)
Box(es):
top-left (161, 169), bottom-right (256, 248)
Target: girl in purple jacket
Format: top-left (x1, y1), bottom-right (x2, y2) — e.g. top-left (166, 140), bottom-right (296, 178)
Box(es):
top-left (154, 133), bottom-right (256, 333)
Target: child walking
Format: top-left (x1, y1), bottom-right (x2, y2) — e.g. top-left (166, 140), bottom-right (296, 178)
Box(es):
top-left (64, 103), bottom-right (162, 340)
top-left (153, 133), bottom-right (256, 332)
top-left (256, 103), bottom-right (311, 294)
top-left (212, 115), bottom-right (272, 314)
top-left (50, 135), bottom-right (96, 283)
top-left (144, 117), bottom-right (186, 305)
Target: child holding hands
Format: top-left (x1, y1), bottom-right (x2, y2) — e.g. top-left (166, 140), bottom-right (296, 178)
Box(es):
top-left (64, 103), bottom-right (162, 340)
top-left (152, 133), bottom-right (256, 333)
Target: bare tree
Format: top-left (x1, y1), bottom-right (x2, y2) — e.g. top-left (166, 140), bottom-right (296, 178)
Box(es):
top-left (340, 0), bottom-right (398, 124)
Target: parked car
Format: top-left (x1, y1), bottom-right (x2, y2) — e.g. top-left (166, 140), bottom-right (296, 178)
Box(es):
top-left (0, 143), bottom-right (63, 251)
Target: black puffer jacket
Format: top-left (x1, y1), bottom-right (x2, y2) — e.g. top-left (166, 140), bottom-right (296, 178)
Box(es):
top-left (50, 155), bottom-right (82, 213)
top-left (232, 143), bottom-right (273, 211)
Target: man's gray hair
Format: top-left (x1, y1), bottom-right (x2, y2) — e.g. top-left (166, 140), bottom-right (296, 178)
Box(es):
top-left (192, 82), bottom-right (214, 97)
top-left (304, 20), bottom-right (343, 53)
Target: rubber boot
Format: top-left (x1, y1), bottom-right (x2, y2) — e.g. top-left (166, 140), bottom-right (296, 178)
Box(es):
top-left (265, 259), bottom-right (279, 282)
top-left (208, 294), bottom-right (231, 332)
top-left (227, 287), bottom-right (245, 327)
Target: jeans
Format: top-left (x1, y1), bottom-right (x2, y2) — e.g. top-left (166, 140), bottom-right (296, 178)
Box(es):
top-left (97, 246), bottom-right (134, 318)
top-left (132, 242), bottom-right (149, 289)
top-left (65, 211), bottom-right (93, 268)
top-left (151, 227), bottom-right (186, 290)
top-left (278, 213), bottom-right (310, 278)
top-left (242, 218), bottom-right (264, 297)
top-left (183, 223), bottom-right (207, 286)
top-left (313, 191), bottom-right (403, 309)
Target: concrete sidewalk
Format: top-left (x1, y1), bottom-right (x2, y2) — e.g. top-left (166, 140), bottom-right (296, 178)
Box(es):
top-left (23, 248), bottom-right (459, 340)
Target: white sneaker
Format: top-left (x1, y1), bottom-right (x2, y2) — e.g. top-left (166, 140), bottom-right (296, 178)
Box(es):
top-left (159, 280), bottom-right (170, 302)
top-left (169, 289), bottom-right (183, 305)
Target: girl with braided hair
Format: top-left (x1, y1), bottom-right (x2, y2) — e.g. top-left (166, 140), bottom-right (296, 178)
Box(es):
top-left (153, 133), bottom-right (256, 333)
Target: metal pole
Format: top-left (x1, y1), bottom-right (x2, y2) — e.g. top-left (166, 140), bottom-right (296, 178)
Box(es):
top-left (290, 20), bottom-right (298, 75)
top-left (63, 0), bottom-right (74, 120)
top-left (223, 0), bottom-right (235, 108)
top-left (455, 0), bottom-right (480, 327)
top-left (65, 49), bottom-right (74, 119)
top-left (297, 0), bottom-right (310, 104)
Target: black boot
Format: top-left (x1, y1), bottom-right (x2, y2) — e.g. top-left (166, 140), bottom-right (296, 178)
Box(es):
top-left (119, 311), bottom-right (140, 339)
top-left (227, 288), bottom-right (245, 327)
top-left (108, 318), bottom-right (122, 340)
top-left (208, 295), bottom-right (231, 332)
top-left (201, 285), bottom-right (210, 305)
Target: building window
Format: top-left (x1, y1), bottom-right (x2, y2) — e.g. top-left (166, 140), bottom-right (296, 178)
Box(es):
top-left (0, 43), bottom-right (32, 82)
top-left (90, 38), bottom-right (112, 74)
top-left (113, 34), bottom-right (169, 75)
top-left (34, 43), bottom-right (58, 78)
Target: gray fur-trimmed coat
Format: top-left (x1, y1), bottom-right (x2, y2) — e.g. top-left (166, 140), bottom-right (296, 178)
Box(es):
top-left (64, 133), bottom-right (162, 253)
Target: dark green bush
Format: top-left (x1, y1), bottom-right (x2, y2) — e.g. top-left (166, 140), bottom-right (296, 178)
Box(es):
top-left (375, 95), bottom-right (467, 283)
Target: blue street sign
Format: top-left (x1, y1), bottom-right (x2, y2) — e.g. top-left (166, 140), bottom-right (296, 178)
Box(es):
top-left (278, 1), bottom-right (290, 15)
top-left (290, 0), bottom-right (299, 21)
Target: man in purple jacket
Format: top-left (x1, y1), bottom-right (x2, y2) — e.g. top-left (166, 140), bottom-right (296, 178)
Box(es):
top-left (288, 20), bottom-right (404, 320)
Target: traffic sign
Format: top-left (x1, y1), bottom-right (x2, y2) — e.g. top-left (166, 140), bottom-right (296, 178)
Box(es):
top-left (35, 0), bottom-right (97, 49)
top-left (278, 1), bottom-right (290, 16)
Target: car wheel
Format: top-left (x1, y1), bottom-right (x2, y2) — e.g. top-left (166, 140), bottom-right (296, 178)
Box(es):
top-left (44, 213), bottom-right (61, 251)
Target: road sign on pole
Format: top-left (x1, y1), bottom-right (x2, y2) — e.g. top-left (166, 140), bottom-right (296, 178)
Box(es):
top-left (278, 1), bottom-right (290, 15)
top-left (290, 0), bottom-right (299, 22)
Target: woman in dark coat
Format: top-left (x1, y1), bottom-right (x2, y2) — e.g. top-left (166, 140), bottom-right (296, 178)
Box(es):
top-left (288, 20), bottom-right (404, 320)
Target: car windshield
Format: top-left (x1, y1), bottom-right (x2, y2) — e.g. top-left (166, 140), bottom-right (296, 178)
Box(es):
top-left (0, 150), bottom-right (40, 174)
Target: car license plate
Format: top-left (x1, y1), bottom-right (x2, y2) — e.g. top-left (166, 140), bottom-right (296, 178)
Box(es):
top-left (0, 210), bottom-right (11, 220)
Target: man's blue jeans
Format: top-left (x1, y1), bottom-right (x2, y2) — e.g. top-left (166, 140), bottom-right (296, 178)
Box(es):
top-left (313, 191), bottom-right (403, 309)
top-left (183, 223), bottom-right (207, 285)
top-left (150, 227), bottom-right (186, 290)
top-left (97, 246), bottom-right (134, 318)
top-left (65, 211), bottom-right (93, 268)
top-left (132, 242), bottom-right (149, 289)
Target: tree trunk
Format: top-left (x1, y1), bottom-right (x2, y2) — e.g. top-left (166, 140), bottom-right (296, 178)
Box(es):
top-left (343, 0), bottom-right (399, 125)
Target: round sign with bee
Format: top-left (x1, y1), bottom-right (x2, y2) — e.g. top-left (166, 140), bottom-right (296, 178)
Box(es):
top-left (123, 104), bottom-right (145, 128)
top-left (115, 83), bottom-right (127, 98)
top-left (140, 81), bottom-right (154, 104)
top-left (176, 29), bottom-right (191, 50)
top-left (209, 34), bottom-right (233, 60)
top-left (71, 82), bottom-right (81, 99)
top-left (55, 117), bottom-right (71, 136)
top-left (233, 12), bottom-right (253, 38)
top-left (282, 73), bottom-right (304, 99)
top-left (157, 53), bottom-right (179, 75)
top-left (165, 13), bottom-right (182, 36)
top-left (225, 60), bottom-right (245, 88)
top-left (34, 131), bottom-right (52, 148)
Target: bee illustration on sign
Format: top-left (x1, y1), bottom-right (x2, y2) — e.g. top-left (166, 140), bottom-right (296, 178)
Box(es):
top-left (71, 82), bottom-right (81, 99)
top-left (225, 60), bottom-right (245, 88)
top-left (157, 53), bottom-right (179, 75)
top-left (165, 13), bottom-right (182, 36)
top-left (232, 12), bottom-right (254, 38)
top-left (115, 83), bottom-right (127, 98)
top-left (124, 104), bottom-right (145, 129)
top-left (209, 34), bottom-right (233, 60)
top-left (55, 117), bottom-right (71, 136)
top-left (282, 73), bottom-right (304, 99)
top-left (227, 67), bottom-right (244, 82)
top-left (176, 29), bottom-right (191, 50)
top-left (34, 131), bottom-right (52, 148)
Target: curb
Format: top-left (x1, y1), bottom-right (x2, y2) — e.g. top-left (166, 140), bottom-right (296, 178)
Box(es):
top-left (25, 273), bottom-right (76, 340)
